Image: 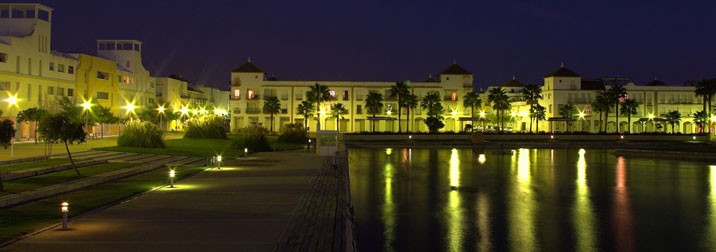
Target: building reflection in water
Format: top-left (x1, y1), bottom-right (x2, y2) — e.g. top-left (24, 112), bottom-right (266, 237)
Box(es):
top-left (709, 165), bottom-right (716, 250)
top-left (446, 148), bottom-right (463, 251)
top-left (574, 149), bottom-right (596, 251)
top-left (510, 148), bottom-right (536, 251)
top-left (477, 193), bottom-right (491, 251)
top-left (382, 152), bottom-right (395, 251)
top-left (613, 156), bottom-right (634, 251)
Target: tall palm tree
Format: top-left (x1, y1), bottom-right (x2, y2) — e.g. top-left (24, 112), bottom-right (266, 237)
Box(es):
top-left (592, 90), bottom-right (611, 133)
top-left (695, 78), bottom-right (716, 134)
top-left (296, 100), bottom-right (314, 130)
top-left (608, 84), bottom-right (627, 134)
top-left (365, 92), bottom-right (384, 132)
top-left (619, 98), bottom-right (639, 133)
top-left (521, 84), bottom-right (542, 132)
top-left (463, 91), bottom-right (482, 131)
top-left (390, 81), bottom-right (410, 133)
top-left (330, 103), bottom-right (348, 132)
top-left (421, 91), bottom-right (444, 133)
top-left (306, 83), bottom-right (331, 130)
top-left (263, 96), bottom-right (281, 132)
top-left (559, 103), bottom-right (577, 132)
top-left (532, 104), bottom-right (546, 133)
top-left (693, 110), bottom-right (709, 133)
top-left (662, 110), bottom-right (682, 134)
top-left (487, 87), bottom-right (510, 132)
top-left (404, 93), bottom-right (418, 133)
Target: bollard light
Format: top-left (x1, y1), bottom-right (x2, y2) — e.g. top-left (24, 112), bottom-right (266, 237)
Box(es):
top-left (244, 148), bottom-right (248, 158)
top-left (409, 135), bottom-right (412, 140)
top-left (478, 154), bottom-right (486, 164)
top-left (693, 135), bottom-right (696, 140)
top-left (169, 168), bottom-right (176, 188)
top-left (217, 155), bottom-right (223, 169)
top-left (61, 201), bottom-right (69, 230)
top-left (550, 135), bottom-right (554, 140)
top-left (620, 135), bottom-right (624, 140)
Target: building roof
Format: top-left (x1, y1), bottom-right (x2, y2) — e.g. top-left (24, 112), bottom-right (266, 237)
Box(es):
top-left (187, 86), bottom-right (204, 93)
top-left (645, 79), bottom-right (670, 86)
top-left (501, 76), bottom-right (524, 88)
top-left (231, 59), bottom-right (264, 73)
top-left (440, 63), bottom-right (472, 75)
top-left (267, 75), bottom-right (278, 81)
top-left (545, 65), bottom-right (581, 78)
top-left (168, 74), bottom-right (189, 82)
top-left (424, 74), bottom-right (437, 82)
top-left (580, 80), bottom-right (606, 90)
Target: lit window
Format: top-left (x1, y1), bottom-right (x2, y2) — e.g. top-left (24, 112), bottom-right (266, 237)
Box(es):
top-left (247, 89), bottom-right (254, 100)
top-left (342, 90), bottom-right (349, 100)
top-left (329, 90), bottom-right (336, 99)
top-left (234, 89), bottom-right (241, 100)
top-left (451, 92), bottom-right (457, 101)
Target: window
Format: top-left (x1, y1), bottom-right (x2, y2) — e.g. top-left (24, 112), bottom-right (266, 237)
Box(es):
top-left (342, 90), bottom-right (349, 100)
top-left (233, 89), bottom-right (241, 100)
top-left (97, 71), bottom-right (109, 80)
top-left (57, 87), bottom-right (65, 96)
top-left (126, 61), bottom-right (130, 68)
top-left (357, 105), bottom-right (362, 114)
top-left (96, 92), bottom-right (109, 99)
top-left (134, 44), bottom-right (140, 51)
top-left (0, 52), bottom-right (6, 63)
top-left (247, 89), bottom-right (254, 100)
top-left (329, 90), bottom-right (336, 99)
top-left (58, 64), bottom-right (65, 73)
top-left (49, 62), bottom-right (54, 71)
top-left (451, 92), bottom-right (457, 101)
top-left (68, 66), bottom-right (74, 74)
top-left (0, 81), bottom-right (9, 90)
top-left (67, 88), bottom-right (74, 97)
top-left (150, 82), bottom-right (155, 88)
top-left (47, 86), bottom-right (54, 95)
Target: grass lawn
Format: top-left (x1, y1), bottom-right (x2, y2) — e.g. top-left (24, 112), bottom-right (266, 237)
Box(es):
top-left (0, 159), bottom-right (77, 173)
top-left (0, 165), bottom-right (205, 244)
top-left (0, 163), bottom-right (137, 196)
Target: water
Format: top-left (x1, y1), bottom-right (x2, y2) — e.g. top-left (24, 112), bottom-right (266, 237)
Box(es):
top-left (348, 148), bottom-right (716, 252)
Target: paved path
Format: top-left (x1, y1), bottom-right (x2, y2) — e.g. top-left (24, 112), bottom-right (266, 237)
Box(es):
top-left (2, 151), bottom-right (324, 252)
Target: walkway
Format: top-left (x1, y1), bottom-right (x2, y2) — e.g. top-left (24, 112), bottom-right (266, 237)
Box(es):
top-left (1, 151), bottom-right (326, 252)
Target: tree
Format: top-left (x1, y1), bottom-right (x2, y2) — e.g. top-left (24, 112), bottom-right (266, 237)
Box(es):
top-left (297, 100), bottom-right (314, 130)
top-left (0, 118), bottom-right (14, 191)
top-left (619, 98), bottom-right (639, 133)
top-left (263, 96), bottom-right (281, 132)
top-left (38, 114), bottom-right (86, 175)
top-left (559, 104), bottom-right (577, 132)
top-left (695, 78), bottom-right (716, 134)
top-left (421, 91), bottom-right (445, 133)
top-left (693, 110), bottom-right (709, 133)
top-left (365, 92), bottom-right (384, 132)
top-left (532, 104), bottom-right (546, 133)
top-left (521, 84), bottom-right (542, 132)
top-left (16, 108), bottom-right (49, 143)
top-left (94, 105), bottom-right (121, 138)
top-left (390, 81), bottom-right (410, 133)
top-left (463, 91), bottom-right (482, 131)
top-left (591, 92), bottom-right (610, 133)
top-left (487, 87), bottom-right (510, 132)
top-left (662, 110), bottom-right (682, 134)
top-left (306, 83), bottom-right (331, 131)
top-left (330, 103), bottom-right (348, 132)
top-left (404, 94), bottom-right (418, 133)
top-left (608, 84), bottom-right (627, 134)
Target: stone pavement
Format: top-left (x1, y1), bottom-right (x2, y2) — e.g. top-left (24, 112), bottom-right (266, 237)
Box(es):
top-left (1, 151), bottom-right (329, 252)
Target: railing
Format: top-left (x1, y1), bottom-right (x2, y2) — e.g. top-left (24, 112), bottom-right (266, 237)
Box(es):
top-left (295, 95), bottom-right (303, 100)
top-left (233, 108), bottom-right (241, 114)
top-left (246, 108), bottom-right (261, 114)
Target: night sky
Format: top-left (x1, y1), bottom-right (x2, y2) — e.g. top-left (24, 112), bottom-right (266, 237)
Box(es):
top-left (23, 0), bottom-right (716, 89)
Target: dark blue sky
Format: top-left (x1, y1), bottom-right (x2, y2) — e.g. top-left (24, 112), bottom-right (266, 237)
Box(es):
top-left (29, 0), bottom-right (716, 89)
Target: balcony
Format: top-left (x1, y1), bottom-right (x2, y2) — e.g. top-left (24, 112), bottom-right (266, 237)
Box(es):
top-left (281, 95), bottom-right (289, 100)
top-left (295, 95), bottom-right (303, 100)
top-left (233, 108), bottom-right (241, 114)
top-left (246, 108), bottom-right (261, 114)
top-left (247, 94), bottom-right (261, 100)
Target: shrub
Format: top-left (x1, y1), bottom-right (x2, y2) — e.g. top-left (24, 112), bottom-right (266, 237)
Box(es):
top-left (184, 115), bottom-right (228, 139)
top-left (278, 123), bottom-right (307, 144)
top-left (118, 121), bottom-right (165, 148)
top-left (230, 126), bottom-right (272, 152)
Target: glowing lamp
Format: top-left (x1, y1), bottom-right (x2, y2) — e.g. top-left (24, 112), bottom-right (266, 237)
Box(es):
top-left (578, 111), bottom-right (585, 119)
top-left (81, 101), bottom-right (92, 110)
top-left (693, 136), bottom-right (697, 140)
top-left (451, 110), bottom-right (458, 117)
top-left (409, 135), bottom-right (412, 140)
top-left (169, 169), bottom-right (176, 178)
top-left (479, 111), bottom-right (486, 118)
top-left (61, 202), bottom-right (69, 213)
top-left (620, 135), bottom-right (624, 140)
top-left (5, 94), bottom-right (18, 105)
top-left (550, 135), bottom-right (554, 139)
top-left (157, 105), bottom-right (166, 113)
top-left (478, 154), bottom-right (486, 164)
top-left (648, 113), bottom-right (655, 120)
top-left (217, 155), bottom-right (222, 162)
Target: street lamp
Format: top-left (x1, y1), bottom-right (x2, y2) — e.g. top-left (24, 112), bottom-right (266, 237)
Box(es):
top-left (5, 94), bottom-right (18, 156)
top-left (168, 168), bottom-right (176, 188)
top-left (124, 102), bottom-right (136, 120)
top-left (244, 147), bottom-right (248, 159)
top-left (157, 105), bottom-right (166, 131)
top-left (216, 155), bottom-right (223, 169)
top-left (61, 201), bottom-right (69, 230)
top-left (81, 100), bottom-right (92, 137)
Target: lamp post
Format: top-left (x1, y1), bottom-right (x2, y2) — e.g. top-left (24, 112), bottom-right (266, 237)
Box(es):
top-left (216, 155), bottom-right (222, 169)
top-left (451, 109), bottom-right (459, 132)
top-left (124, 102), bottom-right (136, 121)
top-left (6, 95), bottom-right (18, 157)
top-left (61, 201), bottom-right (69, 230)
top-left (479, 111), bottom-right (486, 133)
top-left (157, 105), bottom-right (166, 131)
top-left (168, 168), bottom-right (176, 188)
top-left (244, 148), bottom-right (248, 159)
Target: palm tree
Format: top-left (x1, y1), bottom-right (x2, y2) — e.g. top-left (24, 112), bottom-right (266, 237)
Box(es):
top-left (608, 84), bottom-right (627, 134)
top-left (558, 104), bottom-right (577, 132)
top-left (695, 78), bottom-right (716, 134)
top-left (662, 110), bottom-right (682, 134)
top-left (693, 110), bottom-right (709, 133)
top-left (592, 90), bottom-right (611, 133)
top-left (296, 100), bottom-right (314, 130)
top-left (404, 94), bottom-right (418, 133)
top-left (532, 104), bottom-right (546, 133)
top-left (421, 91), bottom-right (444, 133)
top-left (390, 81), bottom-right (409, 133)
top-left (263, 96), bottom-right (281, 132)
top-left (521, 84), bottom-right (542, 132)
top-left (619, 98), bottom-right (639, 133)
top-left (365, 92), bottom-right (384, 132)
top-left (487, 87), bottom-right (510, 132)
top-left (306, 83), bottom-right (331, 130)
top-left (463, 91), bottom-right (482, 131)
top-left (330, 103), bottom-right (348, 132)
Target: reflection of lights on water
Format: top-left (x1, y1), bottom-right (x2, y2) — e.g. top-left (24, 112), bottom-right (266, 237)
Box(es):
top-left (447, 190), bottom-right (462, 251)
top-left (577, 149), bottom-right (587, 187)
top-left (450, 148), bottom-right (460, 188)
top-left (517, 149), bottom-right (530, 183)
top-left (510, 148), bottom-right (535, 250)
top-left (574, 148), bottom-right (596, 251)
top-left (477, 193), bottom-right (492, 251)
top-left (478, 154), bottom-right (486, 164)
top-left (386, 148), bottom-right (393, 156)
top-left (383, 162), bottom-right (395, 251)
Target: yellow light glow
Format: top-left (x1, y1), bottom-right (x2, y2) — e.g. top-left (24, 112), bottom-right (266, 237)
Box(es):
top-left (578, 110), bottom-right (586, 119)
top-left (169, 169), bottom-right (175, 178)
top-left (5, 94), bottom-right (18, 105)
top-left (449, 148), bottom-right (460, 188)
top-left (199, 108), bottom-right (206, 114)
top-left (217, 155), bottom-right (222, 162)
top-left (447, 190), bottom-right (462, 251)
top-left (518, 111), bottom-right (528, 117)
top-left (383, 161), bottom-right (395, 251)
top-left (648, 113), bottom-right (655, 120)
top-left (510, 148), bottom-right (534, 251)
top-left (711, 115), bottom-right (716, 123)
top-left (81, 100), bottom-right (92, 110)
top-left (517, 148), bottom-right (530, 183)
top-left (319, 109), bottom-right (326, 116)
top-left (180, 106), bottom-right (189, 115)
top-left (451, 110), bottom-right (458, 117)
top-left (386, 148), bottom-right (393, 155)
top-left (61, 201), bottom-right (69, 213)
top-left (157, 105), bottom-right (166, 113)
top-left (574, 148), bottom-right (596, 251)
top-left (124, 102), bottom-right (135, 114)
top-left (478, 154), bottom-right (486, 164)
top-left (510, 111), bottom-right (517, 117)
top-left (386, 110), bottom-right (392, 116)
top-left (479, 111), bottom-right (486, 118)
top-left (192, 109), bottom-right (198, 115)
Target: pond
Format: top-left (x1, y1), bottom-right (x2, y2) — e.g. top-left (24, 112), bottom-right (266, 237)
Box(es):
top-left (348, 148), bottom-right (716, 252)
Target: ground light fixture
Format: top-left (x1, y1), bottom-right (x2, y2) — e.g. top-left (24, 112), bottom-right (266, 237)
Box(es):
top-left (478, 154), bottom-right (486, 164)
top-left (409, 135), bottom-right (412, 140)
top-left (620, 135), bottom-right (624, 140)
top-left (216, 155), bottom-right (222, 169)
top-left (244, 148), bottom-right (248, 158)
top-left (61, 201), bottom-right (69, 230)
top-left (6, 94), bottom-right (18, 157)
top-left (550, 135), bottom-right (554, 140)
top-left (693, 135), bottom-right (697, 140)
top-left (169, 168), bottom-right (176, 188)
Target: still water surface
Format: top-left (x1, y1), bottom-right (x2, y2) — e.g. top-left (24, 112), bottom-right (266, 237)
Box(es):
top-left (348, 148), bottom-right (716, 252)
